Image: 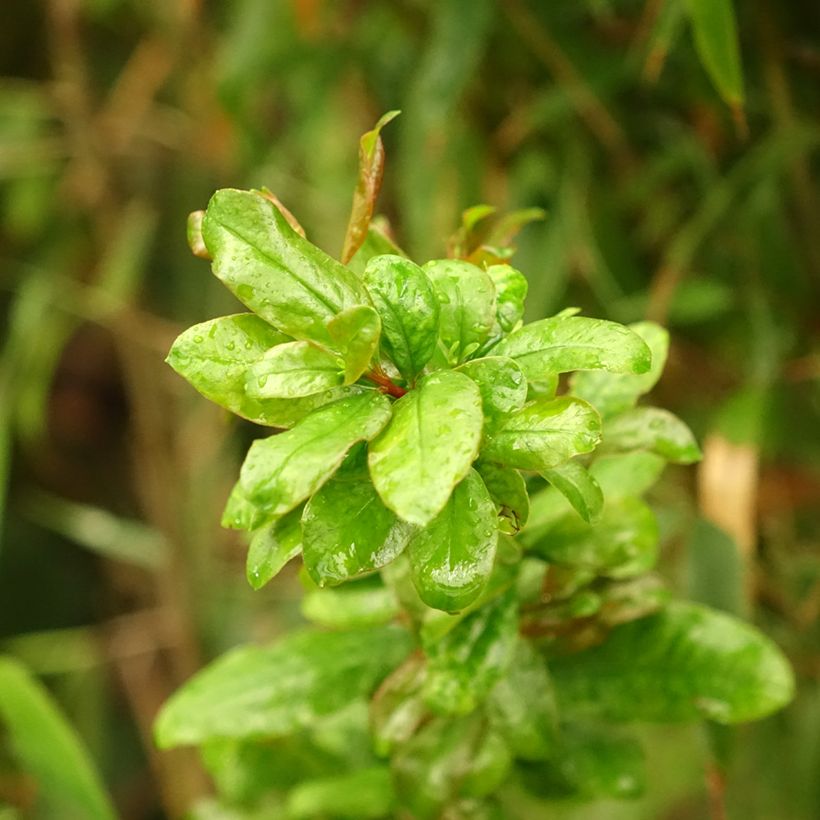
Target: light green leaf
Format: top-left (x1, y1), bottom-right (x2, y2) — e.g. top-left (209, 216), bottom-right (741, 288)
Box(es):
top-left (301, 580), bottom-right (400, 629)
top-left (456, 357), bottom-right (527, 429)
top-left (488, 639), bottom-right (559, 761)
top-left (246, 506), bottom-right (303, 590)
top-left (246, 340), bottom-right (343, 399)
top-left (239, 392), bottom-right (392, 517)
top-left (422, 588), bottom-right (518, 715)
top-left (369, 371), bottom-right (483, 526)
top-left (287, 766), bottom-right (396, 819)
top-left (528, 497), bottom-right (659, 578)
top-left (686, 0), bottom-right (745, 109)
top-left (571, 321), bottom-right (669, 418)
top-left (155, 626), bottom-right (413, 747)
top-left (493, 315), bottom-right (651, 389)
top-left (550, 601), bottom-right (795, 724)
top-left (221, 482), bottom-right (272, 532)
top-left (483, 397), bottom-right (602, 472)
top-left (475, 461), bottom-right (529, 534)
top-left (202, 189), bottom-right (369, 345)
top-left (407, 469), bottom-right (498, 612)
top-left (346, 220), bottom-right (407, 276)
top-left (486, 264), bottom-right (528, 334)
top-left (369, 656), bottom-right (428, 756)
top-left (363, 255), bottom-right (440, 383)
top-left (542, 460), bottom-right (604, 524)
top-left (589, 451), bottom-right (666, 499)
top-left (302, 450), bottom-right (415, 586)
top-left (0, 657), bottom-right (116, 820)
top-left (424, 259), bottom-right (497, 364)
top-left (603, 406), bottom-right (702, 464)
top-left (328, 304), bottom-right (382, 384)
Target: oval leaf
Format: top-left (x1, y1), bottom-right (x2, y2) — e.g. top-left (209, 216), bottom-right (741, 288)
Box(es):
top-left (604, 406), bottom-right (702, 464)
top-left (328, 304), bottom-right (382, 385)
top-left (246, 506), bottom-right (303, 590)
top-left (246, 340), bottom-right (343, 399)
top-left (487, 264), bottom-right (527, 334)
top-left (476, 461), bottom-right (530, 534)
top-left (542, 460), bottom-right (604, 524)
top-left (368, 371), bottom-right (483, 526)
top-left (457, 356), bottom-right (527, 429)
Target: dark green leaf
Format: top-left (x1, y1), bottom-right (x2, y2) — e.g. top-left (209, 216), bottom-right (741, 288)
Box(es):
top-left (456, 357), bottom-right (527, 429)
top-left (424, 259), bottom-right (497, 364)
top-left (202, 189), bottom-right (369, 345)
top-left (551, 602), bottom-right (795, 724)
top-left (363, 254), bottom-right (440, 383)
top-left (603, 406), bottom-right (702, 464)
top-left (155, 626), bottom-right (413, 747)
top-left (239, 392), bottom-right (392, 517)
top-left (483, 397), bottom-right (602, 472)
top-left (475, 461), bottom-right (529, 534)
top-left (301, 580), bottom-right (400, 629)
top-left (685, 518), bottom-right (746, 616)
top-left (407, 469), bottom-right (498, 612)
top-left (422, 589), bottom-right (518, 715)
top-left (542, 460), bottom-right (604, 524)
top-left (245, 506), bottom-right (302, 590)
top-left (0, 657), bottom-right (116, 820)
top-left (287, 766), bottom-right (396, 819)
top-left (246, 340), bottom-right (343, 398)
top-left (328, 304), bottom-right (382, 384)
top-left (369, 371), bottom-right (483, 526)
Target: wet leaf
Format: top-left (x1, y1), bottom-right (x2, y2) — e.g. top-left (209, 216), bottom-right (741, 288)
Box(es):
top-left (542, 460), bottom-right (604, 524)
top-left (246, 340), bottom-right (343, 398)
top-left (603, 406), bottom-right (702, 464)
top-left (475, 461), bottom-right (529, 534)
top-left (328, 304), bottom-right (382, 384)
top-left (301, 580), bottom-right (400, 629)
top-left (245, 506), bottom-right (303, 590)
top-left (456, 357), bottom-right (527, 430)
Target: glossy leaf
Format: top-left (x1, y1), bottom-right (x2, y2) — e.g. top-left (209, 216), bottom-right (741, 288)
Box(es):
top-left (363, 254), bottom-right (440, 383)
top-left (542, 460), bottom-right (604, 524)
top-left (493, 315), bottom-right (651, 389)
top-left (238, 392), bottom-right (392, 517)
top-left (301, 580), bottom-right (400, 629)
top-left (486, 264), bottom-right (528, 334)
top-left (476, 461), bottom-right (529, 534)
top-left (327, 304), bottom-right (381, 384)
top-left (246, 340), bottom-right (343, 398)
top-left (346, 220), bottom-right (407, 276)
top-left (483, 397), bottom-right (602, 472)
top-left (571, 321), bottom-right (669, 418)
top-left (604, 406), bottom-right (702, 464)
top-left (407, 469), bottom-right (498, 612)
top-left (424, 259), bottom-right (497, 364)
top-left (202, 189), bottom-right (369, 345)
top-left (369, 371), bottom-right (483, 526)
top-left (341, 110), bottom-right (400, 264)
top-left (221, 482), bottom-right (273, 532)
top-left (456, 356), bottom-right (527, 429)
top-left (589, 451), bottom-right (666, 499)
top-left (422, 588), bottom-right (518, 715)
top-left (0, 657), bottom-right (117, 820)
top-left (302, 451), bottom-right (414, 586)
top-left (245, 506), bottom-right (303, 590)
top-left (155, 626), bottom-right (413, 747)
top-left (550, 601), bottom-right (795, 724)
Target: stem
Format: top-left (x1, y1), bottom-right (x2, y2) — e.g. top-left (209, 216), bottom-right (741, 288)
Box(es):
top-left (365, 369), bottom-right (408, 398)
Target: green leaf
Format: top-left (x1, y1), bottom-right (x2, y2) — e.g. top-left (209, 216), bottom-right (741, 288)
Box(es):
top-left (685, 518), bottom-right (746, 616)
top-left (493, 315), bottom-right (652, 389)
top-left (542, 460), bottom-right (604, 524)
top-left (550, 601), bottom-right (795, 724)
top-left (571, 321), bottom-right (669, 418)
top-left (475, 461), bottom-right (529, 535)
top-left (528, 497), bottom-right (659, 578)
top-left (341, 109), bottom-right (401, 264)
top-left (155, 626), bottom-right (413, 747)
top-left (202, 189), bottom-right (369, 345)
top-left (363, 255), bottom-right (440, 383)
top-left (369, 371), bottom-right (483, 526)
top-left (246, 340), bottom-right (343, 398)
top-left (422, 588), bottom-right (518, 715)
top-left (346, 220), bottom-right (407, 276)
top-left (370, 655), bottom-right (429, 756)
top-left (482, 397), bottom-right (602, 472)
top-left (221, 482), bottom-right (272, 532)
top-left (407, 469), bottom-right (498, 612)
top-left (424, 259), bottom-right (497, 364)
top-left (302, 451), bottom-right (415, 586)
top-left (287, 766), bottom-right (396, 819)
top-left (603, 406), bottom-right (702, 464)
top-left (589, 451), bottom-right (666, 499)
top-left (486, 264), bottom-right (528, 334)
top-left (328, 304), bottom-right (382, 384)
top-left (456, 357), bottom-right (527, 430)
top-left (685, 0), bottom-right (745, 109)
top-left (245, 506), bottom-right (303, 590)
top-left (0, 657), bottom-right (116, 820)
top-left (488, 639), bottom-right (559, 761)
top-left (239, 392), bottom-right (392, 517)
top-left (301, 580), bottom-right (400, 629)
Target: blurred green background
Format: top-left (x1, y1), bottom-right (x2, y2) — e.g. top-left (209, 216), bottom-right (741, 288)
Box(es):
top-left (1, 1), bottom-right (818, 818)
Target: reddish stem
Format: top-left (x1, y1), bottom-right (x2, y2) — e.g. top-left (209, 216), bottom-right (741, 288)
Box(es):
top-left (365, 370), bottom-right (407, 398)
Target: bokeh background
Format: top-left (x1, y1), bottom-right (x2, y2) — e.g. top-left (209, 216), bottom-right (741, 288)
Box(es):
top-left (1, 1), bottom-right (819, 818)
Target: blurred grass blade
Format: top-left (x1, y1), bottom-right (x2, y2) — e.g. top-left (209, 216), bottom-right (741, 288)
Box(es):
top-left (0, 657), bottom-right (117, 820)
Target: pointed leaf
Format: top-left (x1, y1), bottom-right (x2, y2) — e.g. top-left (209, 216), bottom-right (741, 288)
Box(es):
top-left (246, 506), bottom-right (303, 590)
top-left (604, 406), bottom-right (702, 464)
top-left (483, 397), bottom-right (602, 472)
top-left (202, 189), bottom-right (369, 345)
top-left (246, 340), bottom-right (343, 398)
top-left (363, 255), bottom-right (440, 383)
top-left (407, 469), bottom-right (498, 612)
top-left (475, 461), bottom-right (529, 535)
top-left (239, 392), bottom-right (392, 517)
top-left (424, 259), bottom-right (497, 364)
top-left (456, 357), bottom-right (527, 430)
top-left (542, 460), bottom-right (604, 524)
top-left (550, 601), bottom-right (795, 724)
top-left (369, 371), bottom-right (483, 526)
top-left (327, 304), bottom-right (381, 384)
top-left (155, 626), bottom-right (413, 747)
